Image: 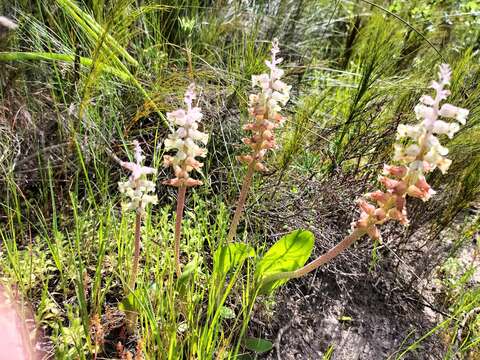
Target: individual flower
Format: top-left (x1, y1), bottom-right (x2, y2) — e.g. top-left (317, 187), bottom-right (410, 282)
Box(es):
top-left (0, 16), bottom-right (17, 31)
top-left (439, 104), bottom-right (469, 125)
top-left (353, 64), bottom-right (468, 240)
top-left (118, 140), bottom-right (158, 215)
top-left (163, 83), bottom-right (208, 188)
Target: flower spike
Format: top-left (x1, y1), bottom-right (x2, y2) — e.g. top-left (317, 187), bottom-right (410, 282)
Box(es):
top-left (240, 38), bottom-right (291, 171)
top-left (117, 140), bottom-right (157, 331)
top-left (226, 40), bottom-right (291, 243)
top-left (258, 64), bottom-right (470, 286)
top-left (163, 83), bottom-right (208, 188)
top-left (118, 140), bottom-right (158, 216)
top-left (352, 63), bottom-right (469, 240)
top-left (163, 83), bottom-right (209, 276)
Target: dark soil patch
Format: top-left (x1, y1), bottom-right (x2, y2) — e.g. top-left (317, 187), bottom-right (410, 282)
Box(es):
top-left (247, 175), bottom-right (466, 359)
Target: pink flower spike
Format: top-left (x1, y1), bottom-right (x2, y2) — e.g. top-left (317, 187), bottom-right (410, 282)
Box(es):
top-left (163, 83), bottom-right (208, 187)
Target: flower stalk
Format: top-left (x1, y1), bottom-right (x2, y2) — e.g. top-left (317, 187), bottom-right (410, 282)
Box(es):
top-left (260, 64), bottom-right (468, 286)
top-left (174, 185), bottom-right (187, 277)
top-left (118, 140), bottom-right (158, 289)
top-left (163, 83), bottom-right (208, 276)
top-left (226, 159), bottom-right (256, 243)
top-left (227, 39), bottom-right (291, 243)
top-left (128, 212), bottom-right (142, 291)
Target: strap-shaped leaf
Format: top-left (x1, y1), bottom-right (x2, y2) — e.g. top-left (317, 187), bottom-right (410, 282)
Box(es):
top-left (255, 229), bottom-right (314, 294)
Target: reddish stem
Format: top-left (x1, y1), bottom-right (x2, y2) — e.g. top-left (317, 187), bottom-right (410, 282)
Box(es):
top-left (175, 185), bottom-right (187, 277)
top-left (129, 212), bottom-right (142, 291)
top-left (226, 160), bottom-right (257, 243)
top-left (126, 211), bottom-right (142, 333)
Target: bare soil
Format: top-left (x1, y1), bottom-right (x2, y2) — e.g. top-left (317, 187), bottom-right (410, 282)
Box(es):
top-left (248, 175), bottom-right (479, 360)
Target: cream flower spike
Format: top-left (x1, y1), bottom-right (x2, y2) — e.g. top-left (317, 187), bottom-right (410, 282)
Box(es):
top-left (352, 63), bottom-right (469, 241)
top-left (118, 140), bottom-right (158, 216)
top-left (226, 39), bottom-right (291, 243)
top-left (163, 83), bottom-right (208, 187)
top-left (239, 38), bottom-right (291, 172)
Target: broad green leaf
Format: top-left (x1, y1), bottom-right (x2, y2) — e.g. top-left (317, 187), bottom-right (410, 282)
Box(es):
top-left (255, 229), bottom-right (314, 294)
top-left (243, 337), bottom-right (273, 353)
top-left (213, 243), bottom-right (255, 276)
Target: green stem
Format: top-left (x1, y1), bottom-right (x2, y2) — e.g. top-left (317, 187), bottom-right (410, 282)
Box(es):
top-left (226, 160), bottom-right (257, 243)
top-left (175, 185), bottom-right (187, 277)
top-left (260, 229), bottom-right (365, 285)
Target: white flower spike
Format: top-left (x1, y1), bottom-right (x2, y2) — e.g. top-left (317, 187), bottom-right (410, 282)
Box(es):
top-left (163, 83), bottom-right (208, 187)
top-left (118, 140), bottom-right (158, 215)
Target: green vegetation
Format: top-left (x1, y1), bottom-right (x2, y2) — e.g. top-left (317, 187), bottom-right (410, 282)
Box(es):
top-left (0, 0), bottom-right (479, 359)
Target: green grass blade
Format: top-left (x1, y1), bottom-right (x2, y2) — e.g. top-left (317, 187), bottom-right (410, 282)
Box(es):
top-left (0, 51), bottom-right (132, 81)
top-left (55, 0), bottom-right (139, 66)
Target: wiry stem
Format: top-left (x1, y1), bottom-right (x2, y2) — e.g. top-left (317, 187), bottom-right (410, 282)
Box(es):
top-left (226, 159), bottom-right (257, 243)
top-left (126, 211), bottom-right (142, 333)
top-left (260, 229), bottom-right (365, 285)
top-left (175, 185), bottom-right (187, 277)
top-left (129, 212), bottom-right (142, 291)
